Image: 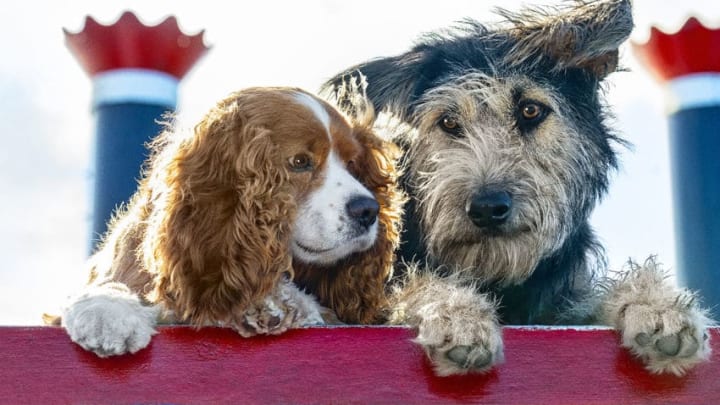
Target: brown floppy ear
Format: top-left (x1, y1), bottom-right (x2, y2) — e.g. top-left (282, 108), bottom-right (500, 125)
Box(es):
top-left (340, 122), bottom-right (404, 324)
top-left (499, 0), bottom-right (633, 78)
top-left (145, 93), bottom-right (295, 325)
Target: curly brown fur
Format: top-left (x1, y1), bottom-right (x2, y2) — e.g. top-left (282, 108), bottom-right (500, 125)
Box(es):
top-left (145, 94), bottom-right (296, 325)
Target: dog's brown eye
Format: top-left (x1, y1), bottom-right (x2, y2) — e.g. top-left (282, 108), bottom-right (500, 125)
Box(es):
top-left (288, 154), bottom-right (313, 172)
top-left (522, 104), bottom-right (541, 120)
top-left (439, 115), bottom-right (462, 136)
top-left (516, 101), bottom-right (549, 132)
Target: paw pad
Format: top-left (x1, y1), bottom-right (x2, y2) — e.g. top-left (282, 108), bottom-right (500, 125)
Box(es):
top-left (446, 345), bottom-right (471, 365)
top-left (656, 334), bottom-right (681, 356)
top-left (445, 344), bottom-right (494, 370)
top-left (635, 332), bottom-right (652, 347)
top-left (633, 329), bottom-right (702, 359)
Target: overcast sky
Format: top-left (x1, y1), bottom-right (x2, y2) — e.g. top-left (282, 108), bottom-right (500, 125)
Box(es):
top-left (1, 0), bottom-right (718, 325)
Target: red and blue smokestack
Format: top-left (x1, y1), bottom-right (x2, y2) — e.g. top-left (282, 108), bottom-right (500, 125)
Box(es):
top-left (634, 18), bottom-right (720, 313)
top-left (64, 12), bottom-right (208, 250)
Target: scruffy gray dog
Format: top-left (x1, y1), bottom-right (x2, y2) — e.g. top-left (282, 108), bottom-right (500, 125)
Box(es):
top-left (326, 0), bottom-right (713, 376)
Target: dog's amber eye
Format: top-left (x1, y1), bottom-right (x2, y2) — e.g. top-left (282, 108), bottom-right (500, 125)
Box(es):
top-left (439, 115), bottom-right (462, 136)
top-left (521, 104), bottom-right (542, 120)
top-left (516, 101), bottom-right (549, 132)
top-left (288, 154), bottom-right (313, 172)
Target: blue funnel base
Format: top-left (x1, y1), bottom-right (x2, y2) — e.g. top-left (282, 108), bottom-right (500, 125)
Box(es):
top-left (91, 102), bottom-right (172, 251)
top-left (668, 105), bottom-right (720, 317)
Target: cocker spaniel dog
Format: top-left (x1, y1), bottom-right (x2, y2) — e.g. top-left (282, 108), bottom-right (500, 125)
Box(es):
top-left (47, 87), bottom-right (403, 357)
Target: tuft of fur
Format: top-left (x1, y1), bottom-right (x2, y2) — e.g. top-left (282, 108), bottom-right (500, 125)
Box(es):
top-left (497, 0), bottom-right (633, 76)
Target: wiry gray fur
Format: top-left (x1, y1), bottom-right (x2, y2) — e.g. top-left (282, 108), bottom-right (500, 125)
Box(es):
top-left (325, 0), bottom-right (713, 377)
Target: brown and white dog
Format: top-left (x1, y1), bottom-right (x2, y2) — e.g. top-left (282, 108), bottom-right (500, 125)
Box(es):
top-left (47, 87), bottom-right (403, 357)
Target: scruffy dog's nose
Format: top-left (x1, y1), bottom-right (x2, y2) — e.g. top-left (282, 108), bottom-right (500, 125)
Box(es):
top-left (467, 191), bottom-right (512, 228)
top-left (346, 196), bottom-right (379, 229)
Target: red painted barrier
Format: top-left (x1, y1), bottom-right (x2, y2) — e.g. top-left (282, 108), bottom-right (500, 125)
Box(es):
top-left (1, 326), bottom-right (718, 404)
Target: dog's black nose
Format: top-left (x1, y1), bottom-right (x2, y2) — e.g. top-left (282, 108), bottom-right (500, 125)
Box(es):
top-left (346, 196), bottom-right (379, 229)
top-left (467, 191), bottom-right (512, 228)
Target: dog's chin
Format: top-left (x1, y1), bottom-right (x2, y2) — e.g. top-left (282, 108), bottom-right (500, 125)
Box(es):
top-left (451, 223), bottom-right (532, 245)
top-left (432, 223), bottom-right (543, 285)
top-left (292, 233), bottom-right (376, 266)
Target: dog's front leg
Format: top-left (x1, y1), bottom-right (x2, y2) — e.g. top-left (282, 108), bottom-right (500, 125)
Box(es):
top-left (599, 256), bottom-right (714, 376)
top-left (62, 282), bottom-right (159, 357)
top-left (233, 278), bottom-right (327, 337)
top-left (388, 269), bottom-right (504, 376)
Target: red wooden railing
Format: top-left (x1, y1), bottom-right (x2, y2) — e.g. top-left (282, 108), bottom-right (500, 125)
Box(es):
top-left (1, 326), bottom-right (718, 404)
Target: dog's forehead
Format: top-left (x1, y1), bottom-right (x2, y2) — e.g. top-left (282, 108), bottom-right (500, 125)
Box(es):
top-left (292, 92), bottom-right (332, 133)
top-left (419, 74), bottom-right (559, 114)
top-left (290, 91), bottom-right (359, 153)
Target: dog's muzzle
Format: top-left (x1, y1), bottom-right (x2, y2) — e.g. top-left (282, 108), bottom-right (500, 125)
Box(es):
top-left (466, 190), bottom-right (512, 228)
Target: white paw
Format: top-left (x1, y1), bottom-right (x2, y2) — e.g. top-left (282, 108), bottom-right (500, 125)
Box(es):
top-left (620, 297), bottom-right (712, 376)
top-left (235, 281), bottom-right (324, 337)
top-left (602, 257), bottom-right (714, 376)
top-left (62, 287), bottom-right (158, 357)
top-left (413, 296), bottom-right (504, 376)
top-left (288, 291), bottom-right (325, 327)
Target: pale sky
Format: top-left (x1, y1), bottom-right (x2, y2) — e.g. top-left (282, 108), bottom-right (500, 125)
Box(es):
top-left (1, 0), bottom-right (718, 325)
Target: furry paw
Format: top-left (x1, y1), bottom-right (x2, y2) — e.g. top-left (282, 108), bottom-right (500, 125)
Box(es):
top-left (388, 270), bottom-right (504, 376)
top-left (601, 257), bottom-right (714, 376)
top-left (413, 295), bottom-right (504, 376)
top-left (62, 286), bottom-right (158, 357)
top-left (620, 299), bottom-right (711, 376)
top-left (235, 280), bottom-right (325, 337)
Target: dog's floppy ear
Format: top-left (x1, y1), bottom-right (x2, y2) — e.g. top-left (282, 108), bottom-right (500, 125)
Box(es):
top-left (500, 0), bottom-right (633, 78)
top-left (145, 93), bottom-right (294, 325)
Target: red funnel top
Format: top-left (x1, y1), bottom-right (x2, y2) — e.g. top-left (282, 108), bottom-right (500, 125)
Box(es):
top-left (64, 11), bottom-right (209, 79)
top-left (633, 17), bottom-right (720, 82)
